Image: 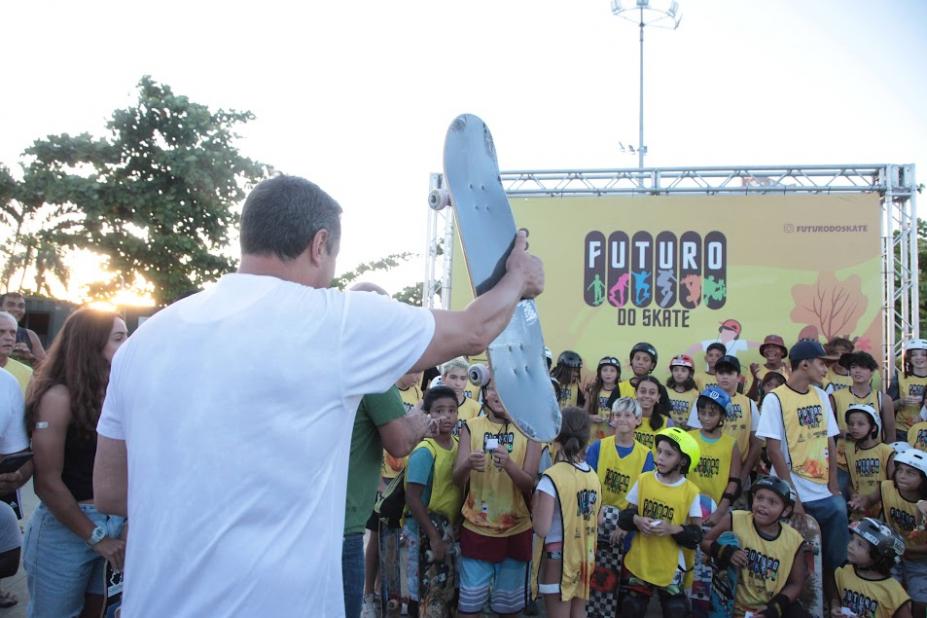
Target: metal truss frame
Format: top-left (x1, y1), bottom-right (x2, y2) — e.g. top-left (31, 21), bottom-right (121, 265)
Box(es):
top-left (423, 164), bottom-right (919, 377)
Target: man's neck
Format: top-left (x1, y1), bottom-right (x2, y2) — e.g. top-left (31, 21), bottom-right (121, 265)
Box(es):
top-left (850, 382), bottom-right (871, 397)
top-left (0, 355), bottom-right (6, 368)
top-left (238, 253), bottom-right (326, 288)
top-left (787, 372), bottom-right (811, 392)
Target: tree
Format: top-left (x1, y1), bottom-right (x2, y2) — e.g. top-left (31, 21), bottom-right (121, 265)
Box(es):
top-left (19, 76), bottom-right (268, 304)
top-left (330, 252), bottom-right (414, 291)
top-left (789, 271), bottom-right (868, 342)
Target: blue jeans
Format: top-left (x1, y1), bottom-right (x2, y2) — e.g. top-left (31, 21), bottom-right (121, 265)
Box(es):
top-left (803, 494), bottom-right (848, 573)
top-left (22, 503), bottom-right (125, 618)
top-left (342, 533), bottom-right (365, 618)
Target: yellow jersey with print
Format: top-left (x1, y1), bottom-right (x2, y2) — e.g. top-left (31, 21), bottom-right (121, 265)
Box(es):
top-left (625, 472), bottom-right (700, 587)
top-left (558, 382), bottom-right (582, 409)
top-left (695, 372), bottom-right (719, 392)
top-left (405, 437), bottom-right (463, 526)
top-left (880, 480), bottom-right (922, 550)
top-left (896, 374), bottom-right (927, 433)
top-left (542, 462), bottom-right (602, 601)
top-left (1, 358), bottom-right (31, 397)
top-left (907, 422), bottom-right (927, 451)
top-left (768, 384), bottom-right (831, 485)
top-left (688, 430), bottom-right (736, 504)
top-left (668, 388), bottom-right (699, 428)
top-left (378, 384), bottom-right (424, 479)
top-left (592, 387), bottom-right (618, 440)
top-left (835, 564), bottom-right (910, 618)
top-left (634, 419), bottom-right (661, 451)
top-left (732, 511), bottom-right (804, 615)
top-left (595, 436), bottom-right (650, 509)
top-left (724, 392), bottom-right (755, 465)
top-left (832, 387), bottom-right (881, 470)
top-left (825, 368), bottom-right (854, 395)
top-left (846, 442), bottom-right (892, 519)
top-left (461, 415), bottom-right (531, 537)
top-left (616, 380), bottom-right (637, 399)
top-left (454, 397), bottom-right (482, 437)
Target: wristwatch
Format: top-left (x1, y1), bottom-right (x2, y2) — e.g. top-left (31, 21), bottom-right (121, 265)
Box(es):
top-left (86, 526), bottom-right (106, 547)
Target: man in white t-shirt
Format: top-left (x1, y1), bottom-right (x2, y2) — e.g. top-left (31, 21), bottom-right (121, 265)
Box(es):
top-left (0, 368), bottom-right (32, 606)
top-left (756, 338), bottom-right (846, 601)
top-left (92, 175), bottom-right (544, 618)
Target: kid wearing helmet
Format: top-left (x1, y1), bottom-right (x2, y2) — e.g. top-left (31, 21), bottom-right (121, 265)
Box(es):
top-left (666, 354), bottom-right (699, 429)
top-left (688, 386), bottom-right (743, 527)
top-left (834, 518), bottom-right (911, 618)
top-left (615, 427), bottom-right (703, 617)
top-left (620, 342), bottom-right (658, 394)
top-left (695, 342), bottom-right (727, 392)
top-left (552, 350), bottom-right (586, 410)
top-left (702, 476), bottom-right (809, 618)
top-left (844, 404), bottom-right (895, 519)
top-left (585, 356), bottom-right (633, 440)
top-left (850, 449), bottom-right (927, 615)
top-left (890, 338), bottom-right (927, 442)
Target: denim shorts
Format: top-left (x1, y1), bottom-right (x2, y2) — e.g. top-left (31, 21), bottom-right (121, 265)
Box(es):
top-left (23, 502), bottom-right (125, 618)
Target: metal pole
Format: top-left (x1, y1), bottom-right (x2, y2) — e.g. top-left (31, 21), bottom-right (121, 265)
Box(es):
top-left (638, 6), bottom-right (645, 170)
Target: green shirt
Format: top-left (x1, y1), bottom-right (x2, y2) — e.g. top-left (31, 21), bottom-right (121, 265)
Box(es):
top-left (344, 387), bottom-right (406, 535)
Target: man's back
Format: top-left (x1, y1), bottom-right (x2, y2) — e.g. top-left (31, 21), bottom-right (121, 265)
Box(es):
top-left (98, 274), bottom-right (433, 617)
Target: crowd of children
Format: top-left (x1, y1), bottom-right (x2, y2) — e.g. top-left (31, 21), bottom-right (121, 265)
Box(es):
top-left (358, 336), bottom-right (927, 618)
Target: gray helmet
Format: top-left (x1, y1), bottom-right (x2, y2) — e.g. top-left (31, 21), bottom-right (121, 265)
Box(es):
top-left (751, 475), bottom-right (794, 508)
top-left (557, 350), bottom-right (582, 369)
top-left (850, 517), bottom-right (906, 569)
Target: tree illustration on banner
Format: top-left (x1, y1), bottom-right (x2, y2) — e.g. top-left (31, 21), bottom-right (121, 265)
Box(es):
top-left (790, 272), bottom-right (867, 342)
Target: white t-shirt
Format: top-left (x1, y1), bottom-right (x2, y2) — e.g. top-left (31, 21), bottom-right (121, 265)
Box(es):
top-left (536, 462), bottom-right (593, 543)
top-left (0, 369), bottom-right (27, 455)
top-left (700, 338), bottom-right (748, 358)
top-left (97, 274), bottom-right (435, 618)
top-left (756, 385), bottom-right (839, 503)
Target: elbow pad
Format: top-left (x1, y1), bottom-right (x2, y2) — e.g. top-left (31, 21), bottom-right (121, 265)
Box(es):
top-left (672, 524), bottom-right (703, 549)
top-left (618, 507), bottom-right (637, 532)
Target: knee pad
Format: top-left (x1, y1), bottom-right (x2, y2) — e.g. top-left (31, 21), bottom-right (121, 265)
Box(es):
top-left (620, 590), bottom-right (650, 617)
top-left (660, 593), bottom-right (690, 618)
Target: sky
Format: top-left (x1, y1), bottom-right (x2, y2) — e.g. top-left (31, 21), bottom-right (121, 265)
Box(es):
top-left (2, 0), bottom-right (925, 304)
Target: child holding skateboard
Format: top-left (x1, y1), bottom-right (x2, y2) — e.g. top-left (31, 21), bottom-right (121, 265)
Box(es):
top-left (438, 358), bottom-right (482, 436)
top-left (695, 342), bottom-right (726, 392)
top-left (666, 354), bottom-right (699, 429)
top-left (633, 376), bottom-right (672, 451)
top-left (844, 404), bottom-right (895, 518)
top-left (620, 342), bottom-right (659, 393)
top-left (552, 351), bottom-right (586, 410)
top-left (453, 380), bottom-right (541, 617)
top-left (849, 449), bottom-right (927, 617)
top-left (616, 427), bottom-right (704, 617)
top-left (585, 356), bottom-right (629, 440)
top-left (403, 386), bottom-right (463, 617)
top-left (891, 339), bottom-right (927, 443)
top-left (701, 476), bottom-right (810, 618)
top-left (688, 386), bottom-right (743, 527)
top-left (533, 407), bottom-right (602, 618)
top-left (833, 517), bottom-right (911, 618)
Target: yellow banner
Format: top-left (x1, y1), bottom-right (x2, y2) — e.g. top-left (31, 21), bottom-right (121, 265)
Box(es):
top-left (450, 194), bottom-right (883, 379)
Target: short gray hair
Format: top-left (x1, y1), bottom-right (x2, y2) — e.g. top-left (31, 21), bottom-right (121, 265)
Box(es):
top-left (611, 397), bottom-right (642, 419)
top-left (441, 357), bottom-right (469, 375)
top-left (0, 311), bottom-right (16, 328)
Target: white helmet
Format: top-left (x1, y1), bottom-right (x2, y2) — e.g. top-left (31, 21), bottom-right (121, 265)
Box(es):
top-left (844, 404), bottom-right (882, 433)
top-left (906, 338), bottom-right (927, 352)
top-left (894, 449), bottom-right (927, 476)
top-left (890, 441), bottom-right (912, 455)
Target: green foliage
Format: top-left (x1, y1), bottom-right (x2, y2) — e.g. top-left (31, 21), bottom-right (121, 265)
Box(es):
top-left (14, 76), bottom-right (268, 304)
top-left (393, 283), bottom-right (423, 306)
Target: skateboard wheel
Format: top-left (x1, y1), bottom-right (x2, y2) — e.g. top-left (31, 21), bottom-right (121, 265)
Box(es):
top-left (428, 188), bottom-right (450, 210)
top-left (468, 363), bottom-right (490, 387)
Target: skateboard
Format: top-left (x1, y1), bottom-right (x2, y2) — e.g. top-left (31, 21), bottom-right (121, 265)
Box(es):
top-left (587, 505), bottom-right (623, 618)
top-left (707, 531), bottom-right (740, 618)
top-left (379, 519), bottom-right (404, 618)
top-left (689, 494), bottom-right (718, 618)
top-left (441, 113), bottom-right (561, 443)
top-left (419, 512), bottom-right (456, 618)
top-left (788, 513), bottom-right (823, 618)
top-left (100, 561), bottom-right (123, 618)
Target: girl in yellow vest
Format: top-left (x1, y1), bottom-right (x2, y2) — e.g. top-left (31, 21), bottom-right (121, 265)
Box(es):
top-left (533, 407), bottom-right (602, 617)
top-left (453, 380), bottom-right (541, 617)
top-left (633, 375), bottom-right (672, 451)
top-left (585, 356), bottom-right (628, 440)
top-left (892, 339), bottom-right (927, 442)
top-left (615, 427), bottom-right (703, 617)
top-left (834, 518), bottom-right (911, 618)
top-left (552, 350), bottom-right (585, 410)
top-left (701, 476), bottom-right (809, 618)
top-left (688, 386), bottom-right (742, 527)
top-left (439, 357), bottom-right (483, 436)
top-left (403, 385), bottom-right (463, 617)
top-left (850, 449), bottom-right (927, 616)
top-left (844, 404), bottom-right (895, 520)
top-left (666, 354), bottom-right (699, 429)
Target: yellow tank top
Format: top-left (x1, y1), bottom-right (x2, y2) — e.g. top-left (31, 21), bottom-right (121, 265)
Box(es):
top-left (835, 564), bottom-right (911, 618)
top-left (725, 393), bottom-right (755, 464)
top-left (880, 480), bottom-right (921, 549)
top-left (832, 387), bottom-right (881, 469)
top-left (454, 397), bottom-right (482, 437)
top-left (696, 372), bottom-right (719, 392)
top-left (896, 374), bottom-right (927, 432)
top-left (461, 415), bottom-right (532, 537)
top-left (769, 385), bottom-right (830, 484)
top-left (688, 430), bottom-right (735, 504)
top-left (907, 422), bottom-right (927, 451)
top-left (668, 388), bottom-right (699, 428)
top-left (542, 462), bottom-right (602, 601)
top-left (593, 387), bottom-right (618, 440)
top-left (595, 436), bottom-right (650, 509)
top-left (404, 437), bottom-right (463, 525)
top-left (826, 368), bottom-right (854, 395)
top-left (731, 511), bottom-right (804, 614)
top-left (846, 443), bottom-right (892, 518)
top-left (634, 418), bottom-right (661, 451)
top-left (617, 380), bottom-right (637, 399)
top-left (625, 472), bottom-right (700, 587)
top-left (558, 382), bottom-right (581, 409)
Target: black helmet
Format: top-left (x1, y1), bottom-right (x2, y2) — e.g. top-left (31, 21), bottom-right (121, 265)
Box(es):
top-left (751, 476), bottom-right (794, 508)
top-left (557, 350), bottom-right (582, 369)
top-left (850, 518), bottom-right (906, 573)
top-left (630, 342), bottom-right (658, 365)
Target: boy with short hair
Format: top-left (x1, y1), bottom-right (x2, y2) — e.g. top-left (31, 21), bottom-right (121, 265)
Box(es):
top-left (688, 387), bottom-right (742, 527)
top-left (619, 342), bottom-right (658, 393)
top-left (695, 342), bottom-right (727, 392)
top-left (440, 357), bottom-right (482, 436)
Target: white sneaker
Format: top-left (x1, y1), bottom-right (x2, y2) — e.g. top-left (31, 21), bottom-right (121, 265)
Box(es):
top-left (360, 594), bottom-right (378, 618)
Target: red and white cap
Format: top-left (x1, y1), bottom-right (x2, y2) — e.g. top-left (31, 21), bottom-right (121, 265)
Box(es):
top-left (669, 354), bottom-right (695, 370)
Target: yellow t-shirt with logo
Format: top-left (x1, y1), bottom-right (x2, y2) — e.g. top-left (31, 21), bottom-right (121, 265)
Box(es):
top-left (768, 384), bottom-right (830, 484)
top-left (896, 374), bottom-right (927, 433)
top-left (616, 380), bottom-right (637, 399)
top-left (724, 392), bottom-right (756, 465)
top-left (832, 387), bottom-right (881, 470)
top-left (695, 372), bottom-right (719, 392)
top-left (688, 430), bottom-right (736, 505)
top-left (634, 418), bottom-right (661, 451)
top-left (461, 415), bottom-right (532, 537)
top-left (592, 387), bottom-right (618, 440)
top-left (379, 384), bottom-right (424, 479)
top-left (880, 480), bottom-right (922, 550)
top-left (454, 397), bottom-right (482, 437)
top-left (558, 381), bottom-right (582, 410)
top-left (595, 436), bottom-right (650, 509)
top-left (835, 564), bottom-right (911, 618)
top-left (668, 388), bottom-right (699, 428)
top-left (541, 462), bottom-right (601, 601)
top-left (907, 422), bottom-right (927, 451)
top-left (846, 442), bottom-right (893, 519)
top-left (1, 358), bottom-right (31, 396)
top-left (731, 511), bottom-right (804, 615)
top-left (625, 471), bottom-right (700, 587)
